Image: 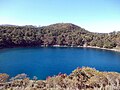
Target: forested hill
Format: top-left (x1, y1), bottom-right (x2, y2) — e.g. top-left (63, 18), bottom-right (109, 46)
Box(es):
top-left (0, 23), bottom-right (120, 49)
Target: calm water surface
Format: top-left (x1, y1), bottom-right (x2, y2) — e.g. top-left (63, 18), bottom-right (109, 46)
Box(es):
top-left (0, 47), bottom-right (120, 79)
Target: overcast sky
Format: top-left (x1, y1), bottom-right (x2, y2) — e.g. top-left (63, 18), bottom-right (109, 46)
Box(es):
top-left (0, 0), bottom-right (120, 33)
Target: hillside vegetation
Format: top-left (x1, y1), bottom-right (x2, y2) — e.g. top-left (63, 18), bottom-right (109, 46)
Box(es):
top-left (0, 23), bottom-right (120, 49)
top-left (0, 67), bottom-right (120, 90)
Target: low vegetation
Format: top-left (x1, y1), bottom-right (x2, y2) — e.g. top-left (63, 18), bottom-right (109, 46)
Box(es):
top-left (0, 23), bottom-right (120, 49)
top-left (0, 67), bottom-right (120, 90)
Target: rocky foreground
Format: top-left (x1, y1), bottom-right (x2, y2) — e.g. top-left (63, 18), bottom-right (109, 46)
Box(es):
top-left (0, 67), bottom-right (120, 90)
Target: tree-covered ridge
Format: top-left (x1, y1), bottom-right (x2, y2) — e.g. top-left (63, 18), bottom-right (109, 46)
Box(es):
top-left (0, 23), bottom-right (120, 48)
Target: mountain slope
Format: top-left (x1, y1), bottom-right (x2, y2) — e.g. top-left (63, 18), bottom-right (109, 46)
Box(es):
top-left (0, 23), bottom-right (120, 49)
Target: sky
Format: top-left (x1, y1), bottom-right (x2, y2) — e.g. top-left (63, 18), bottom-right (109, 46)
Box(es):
top-left (0, 0), bottom-right (120, 33)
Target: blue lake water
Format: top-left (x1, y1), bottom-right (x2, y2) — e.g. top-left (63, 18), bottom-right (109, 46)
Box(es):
top-left (0, 47), bottom-right (120, 79)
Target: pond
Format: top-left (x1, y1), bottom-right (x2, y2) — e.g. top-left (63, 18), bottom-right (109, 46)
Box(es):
top-left (0, 47), bottom-right (120, 79)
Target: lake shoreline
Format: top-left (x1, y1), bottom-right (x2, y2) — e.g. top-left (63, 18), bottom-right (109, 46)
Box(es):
top-left (51, 45), bottom-right (120, 53)
top-left (0, 45), bottom-right (120, 53)
top-left (81, 46), bottom-right (120, 52)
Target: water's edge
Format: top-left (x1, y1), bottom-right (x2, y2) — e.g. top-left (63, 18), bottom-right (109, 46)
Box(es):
top-left (0, 45), bottom-right (120, 53)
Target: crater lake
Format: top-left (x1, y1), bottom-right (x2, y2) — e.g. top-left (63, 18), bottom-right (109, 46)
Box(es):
top-left (0, 47), bottom-right (120, 79)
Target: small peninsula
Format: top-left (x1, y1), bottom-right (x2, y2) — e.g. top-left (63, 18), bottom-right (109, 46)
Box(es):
top-left (0, 23), bottom-right (120, 52)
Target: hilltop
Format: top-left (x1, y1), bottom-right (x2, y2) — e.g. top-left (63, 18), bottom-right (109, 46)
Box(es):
top-left (0, 23), bottom-right (120, 49)
top-left (42, 23), bottom-right (85, 31)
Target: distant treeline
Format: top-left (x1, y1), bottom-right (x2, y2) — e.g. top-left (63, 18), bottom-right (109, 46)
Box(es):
top-left (0, 23), bottom-right (120, 48)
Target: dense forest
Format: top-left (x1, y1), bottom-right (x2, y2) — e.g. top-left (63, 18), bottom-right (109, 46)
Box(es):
top-left (0, 23), bottom-right (120, 49)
